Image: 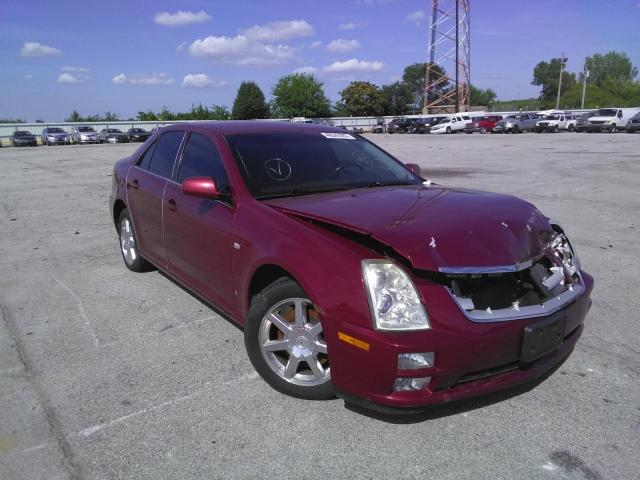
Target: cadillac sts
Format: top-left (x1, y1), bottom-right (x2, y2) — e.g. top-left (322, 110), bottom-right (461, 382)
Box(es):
top-left (109, 122), bottom-right (593, 411)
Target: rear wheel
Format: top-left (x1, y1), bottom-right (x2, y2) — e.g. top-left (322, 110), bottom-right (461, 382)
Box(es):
top-left (245, 278), bottom-right (333, 400)
top-left (117, 209), bottom-right (153, 272)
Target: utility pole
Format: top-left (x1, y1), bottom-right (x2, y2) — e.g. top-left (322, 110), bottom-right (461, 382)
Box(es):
top-left (581, 64), bottom-right (589, 109)
top-left (556, 53), bottom-right (568, 110)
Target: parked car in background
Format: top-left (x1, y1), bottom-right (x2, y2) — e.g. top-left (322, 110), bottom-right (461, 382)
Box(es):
top-left (387, 117), bottom-right (412, 134)
top-left (464, 115), bottom-right (504, 133)
top-left (535, 113), bottom-right (576, 132)
top-left (41, 127), bottom-right (70, 145)
top-left (128, 128), bottom-right (151, 142)
top-left (109, 121), bottom-right (593, 410)
top-left (430, 115), bottom-right (468, 134)
top-left (574, 111), bottom-right (597, 132)
top-left (626, 112), bottom-right (640, 133)
top-left (493, 113), bottom-right (540, 133)
top-left (371, 120), bottom-right (385, 133)
top-left (10, 130), bottom-right (38, 147)
top-left (71, 126), bottom-right (98, 144)
top-left (99, 128), bottom-right (130, 143)
top-left (586, 108), bottom-right (639, 133)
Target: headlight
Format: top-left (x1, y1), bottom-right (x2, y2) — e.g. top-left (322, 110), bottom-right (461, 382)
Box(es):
top-left (550, 224), bottom-right (580, 276)
top-left (361, 260), bottom-right (430, 331)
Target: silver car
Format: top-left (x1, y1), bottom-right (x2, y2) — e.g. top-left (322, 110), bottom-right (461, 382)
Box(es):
top-left (41, 127), bottom-right (70, 146)
top-left (71, 126), bottom-right (99, 144)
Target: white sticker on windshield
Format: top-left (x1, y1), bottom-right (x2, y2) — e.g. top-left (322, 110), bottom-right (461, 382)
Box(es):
top-left (321, 132), bottom-right (356, 140)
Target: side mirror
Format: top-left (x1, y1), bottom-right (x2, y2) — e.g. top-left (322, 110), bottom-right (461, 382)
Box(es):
top-left (405, 163), bottom-right (421, 176)
top-left (182, 177), bottom-right (222, 199)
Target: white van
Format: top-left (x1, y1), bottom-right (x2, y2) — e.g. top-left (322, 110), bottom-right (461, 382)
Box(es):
top-left (586, 108), bottom-right (640, 133)
top-left (430, 114), bottom-right (471, 134)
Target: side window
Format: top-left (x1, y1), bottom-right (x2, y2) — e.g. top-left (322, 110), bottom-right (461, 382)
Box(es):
top-left (148, 131), bottom-right (184, 179)
top-left (177, 133), bottom-right (230, 192)
top-left (451, 118), bottom-right (457, 123)
top-left (137, 140), bottom-right (158, 170)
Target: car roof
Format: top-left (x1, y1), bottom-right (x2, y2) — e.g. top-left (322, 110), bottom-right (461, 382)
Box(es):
top-left (161, 120), bottom-right (355, 136)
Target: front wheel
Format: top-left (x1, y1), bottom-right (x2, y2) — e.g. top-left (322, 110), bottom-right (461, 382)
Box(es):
top-left (244, 278), bottom-right (333, 400)
top-left (446, 126), bottom-right (451, 134)
top-left (512, 125), bottom-right (520, 134)
top-left (610, 124), bottom-right (617, 133)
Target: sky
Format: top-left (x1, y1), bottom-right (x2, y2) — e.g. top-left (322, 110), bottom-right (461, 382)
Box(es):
top-left (1, 0), bottom-right (639, 121)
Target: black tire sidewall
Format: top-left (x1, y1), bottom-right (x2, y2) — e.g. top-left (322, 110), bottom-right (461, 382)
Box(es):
top-left (244, 277), bottom-right (335, 400)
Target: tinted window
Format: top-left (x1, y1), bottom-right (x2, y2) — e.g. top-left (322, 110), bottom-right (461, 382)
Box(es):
top-left (177, 133), bottom-right (229, 191)
top-left (148, 131), bottom-right (184, 178)
top-left (226, 132), bottom-right (420, 199)
top-left (137, 140), bottom-right (158, 170)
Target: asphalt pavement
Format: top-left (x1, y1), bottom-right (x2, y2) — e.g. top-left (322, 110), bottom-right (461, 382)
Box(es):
top-left (1, 132), bottom-right (638, 479)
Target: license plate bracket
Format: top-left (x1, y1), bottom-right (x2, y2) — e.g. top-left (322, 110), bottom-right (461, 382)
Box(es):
top-left (521, 315), bottom-right (566, 363)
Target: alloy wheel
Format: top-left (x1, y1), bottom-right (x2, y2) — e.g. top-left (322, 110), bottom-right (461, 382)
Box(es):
top-left (119, 217), bottom-right (137, 266)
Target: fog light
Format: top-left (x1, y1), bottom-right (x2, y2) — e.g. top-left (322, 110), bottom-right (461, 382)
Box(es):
top-left (393, 376), bottom-right (431, 391)
top-left (398, 352), bottom-right (434, 369)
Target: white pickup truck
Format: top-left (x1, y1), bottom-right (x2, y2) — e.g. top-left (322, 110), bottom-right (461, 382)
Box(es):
top-left (429, 114), bottom-right (471, 134)
top-left (535, 113), bottom-right (577, 133)
top-left (586, 108), bottom-right (640, 133)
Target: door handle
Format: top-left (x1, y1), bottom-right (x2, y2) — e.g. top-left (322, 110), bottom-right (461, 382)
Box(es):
top-left (128, 179), bottom-right (139, 190)
top-left (167, 198), bottom-right (177, 212)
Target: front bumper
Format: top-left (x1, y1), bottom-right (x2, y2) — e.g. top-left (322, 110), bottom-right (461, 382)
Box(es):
top-left (325, 271), bottom-right (593, 410)
top-left (107, 137), bottom-right (129, 143)
top-left (626, 123), bottom-right (640, 132)
top-left (77, 137), bottom-right (98, 143)
top-left (12, 139), bottom-right (37, 146)
top-left (492, 125), bottom-right (508, 133)
top-left (47, 138), bottom-right (69, 144)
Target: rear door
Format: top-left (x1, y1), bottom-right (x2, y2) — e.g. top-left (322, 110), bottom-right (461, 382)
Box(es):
top-left (126, 130), bottom-right (185, 268)
top-left (162, 132), bottom-right (236, 311)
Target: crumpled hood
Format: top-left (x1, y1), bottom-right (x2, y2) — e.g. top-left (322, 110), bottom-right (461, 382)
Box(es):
top-left (265, 185), bottom-right (551, 271)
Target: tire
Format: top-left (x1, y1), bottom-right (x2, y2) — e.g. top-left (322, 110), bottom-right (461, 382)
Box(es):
top-left (512, 125), bottom-right (520, 134)
top-left (480, 127), bottom-right (486, 134)
top-left (117, 209), bottom-right (153, 272)
top-left (553, 126), bottom-right (559, 133)
top-left (244, 277), bottom-right (334, 400)
top-left (568, 124), bottom-right (575, 132)
top-left (446, 126), bottom-right (451, 134)
top-left (610, 124), bottom-right (617, 133)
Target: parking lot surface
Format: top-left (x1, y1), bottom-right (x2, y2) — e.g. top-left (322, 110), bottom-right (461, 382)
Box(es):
top-left (1, 133), bottom-right (638, 479)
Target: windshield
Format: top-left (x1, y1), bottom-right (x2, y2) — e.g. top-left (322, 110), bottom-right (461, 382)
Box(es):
top-left (48, 128), bottom-right (65, 133)
top-left (15, 131), bottom-right (32, 136)
top-left (131, 128), bottom-right (145, 133)
top-left (505, 115), bottom-right (521, 121)
top-left (437, 118), bottom-right (450, 125)
top-left (546, 115), bottom-right (560, 120)
top-left (225, 132), bottom-right (421, 199)
top-left (107, 129), bottom-right (122, 133)
top-left (596, 109), bottom-right (617, 116)
top-left (78, 127), bottom-right (94, 132)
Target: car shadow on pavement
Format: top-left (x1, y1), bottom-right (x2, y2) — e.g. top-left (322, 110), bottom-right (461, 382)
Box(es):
top-left (342, 352), bottom-right (571, 424)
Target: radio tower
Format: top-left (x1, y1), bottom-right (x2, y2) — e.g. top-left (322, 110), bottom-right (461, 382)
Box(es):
top-left (424, 0), bottom-right (470, 113)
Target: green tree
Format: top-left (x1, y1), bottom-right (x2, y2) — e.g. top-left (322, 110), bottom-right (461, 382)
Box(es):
top-left (66, 110), bottom-right (81, 122)
top-left (232, 81), bottom-right (269, 120)
top-left (210, 105), bottom-right (231, 120)
top-left (469, 85), bottom-right (497, 107)
top-left (532, 58), bottom-right (577, 106)
top-left (381, 81), bottom-right (413, 116)
top-left (271, 73), bottom-right (331, 118)
top-left (585, 51), bottom-right (638, 86)
top-left (104, 111), bottom-right (120, 121)
top-left (560, 78), bottom-right (640, 109)
top-left (0, 118), bottom-right (27, 124)
top-left (403, 62), bottom-right (448, 111)
top-left (137, 110), bottom-right (158, 121)
top-left (158, 107), bottom-right (175, 121)
top-left (339, 81), bottom-right (385, 116)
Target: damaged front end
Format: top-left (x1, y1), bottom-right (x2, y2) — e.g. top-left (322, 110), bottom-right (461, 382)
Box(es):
top-left (433, 225), bottom-right (583, 321)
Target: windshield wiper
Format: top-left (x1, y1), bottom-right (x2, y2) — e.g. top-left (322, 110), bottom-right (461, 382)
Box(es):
top-left (256, 185), bottom-right (352, 200)
top-left (359, 181), bottom-right (416, 188)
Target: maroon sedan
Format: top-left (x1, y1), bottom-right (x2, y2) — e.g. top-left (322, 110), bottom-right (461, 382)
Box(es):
top-left (109, 122), bottom-right (593, 411)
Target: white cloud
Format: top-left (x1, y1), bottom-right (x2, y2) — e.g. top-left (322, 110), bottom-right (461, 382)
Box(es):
top-left (154, 10), bottom-right (211, 27)
top-left (406, 10), bottom-right (427, 25)
top-left (58, 67), bottom-right (90, 84)
top-left (62, 66), bottom-right (89, 73)
top-left (338, 22), bottom-right (366, 31)
top-left (187, 19), bottom-right (314, 67)
top-left (240, 19), bottom-right (314, 41)
top-left (113, 73), bottom-right (175, 85)
top-left (327, 38), bottom-right (360, 52)
top-left (24, 74), bottom-right (33, 80)
top-left (310, 40), bottom-right (323, 49)
top-left (293, 66), bottom-right (318, 74)
top-left (181, 74), bottom-right (226, 88)
top-left (20, 42), bottom-right (61, 57)
top-left (323, 58), bottom-right (384, 74)
top-left (176, 41), bottom-right (188, 52)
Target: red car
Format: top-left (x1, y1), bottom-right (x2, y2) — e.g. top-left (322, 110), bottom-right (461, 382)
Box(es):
top-left (464, 115), bottom-right (504, 134)
top-left (109, 122), bottom-right (593, 412)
